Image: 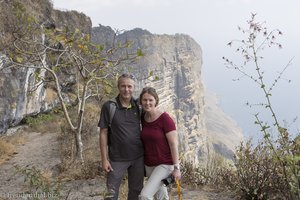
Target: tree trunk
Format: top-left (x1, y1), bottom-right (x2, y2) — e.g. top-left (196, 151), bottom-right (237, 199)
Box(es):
top-left (74, 128), bottom-right (84, 164)
top-left (74, 80), bottom-right (91, 164)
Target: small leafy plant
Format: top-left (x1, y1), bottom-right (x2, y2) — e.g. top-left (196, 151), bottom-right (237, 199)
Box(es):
top-left (14, 165), bottom-right (61, 200)
top-left (223, 13), bottom-right (300, 199)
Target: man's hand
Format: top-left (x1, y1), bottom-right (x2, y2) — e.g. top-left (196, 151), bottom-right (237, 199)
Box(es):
top-left (102, 159), bottom-right (114, 172)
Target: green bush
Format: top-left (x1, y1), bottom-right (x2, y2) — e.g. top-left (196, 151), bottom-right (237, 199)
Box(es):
top-left (24, 113), bottom-right (54, 128)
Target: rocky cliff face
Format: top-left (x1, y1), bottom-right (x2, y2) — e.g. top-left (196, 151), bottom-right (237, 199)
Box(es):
top-left (0, 0), bottom-right (91, 134)
top-left (0, 55), bottom-right (48, 133)
top-left (0, 0), bottom-right (243, 164)
top-left (204, 91), bottom-right (244, 160)
top-left (91, 26), bottom-right (243, 164)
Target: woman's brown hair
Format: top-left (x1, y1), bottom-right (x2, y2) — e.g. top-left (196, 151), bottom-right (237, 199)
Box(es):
top-left (139, 87), bottom-right (159, 106)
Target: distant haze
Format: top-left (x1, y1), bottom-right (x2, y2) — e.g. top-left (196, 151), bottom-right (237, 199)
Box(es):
top-left (52, 0), bottom-right (300, 140)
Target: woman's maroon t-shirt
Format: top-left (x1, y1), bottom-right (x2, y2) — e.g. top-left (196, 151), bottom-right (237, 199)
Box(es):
top-left (141, 112), bottom-right (176, 166)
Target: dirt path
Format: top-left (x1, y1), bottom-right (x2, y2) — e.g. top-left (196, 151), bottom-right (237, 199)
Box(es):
top-left (0, 131), bottom-right (61, 199)
top-left (0, 131), bottom-right (106, 200)
top-left (0, 130), bottom-right (234, 200)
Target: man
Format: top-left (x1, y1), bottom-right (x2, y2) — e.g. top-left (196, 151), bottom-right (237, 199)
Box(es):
top-left (98, 74), bottom-right (144, 200)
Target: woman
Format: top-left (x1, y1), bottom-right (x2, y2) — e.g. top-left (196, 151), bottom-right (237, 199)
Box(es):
top-left (139, 87), bottom-right (181, 200)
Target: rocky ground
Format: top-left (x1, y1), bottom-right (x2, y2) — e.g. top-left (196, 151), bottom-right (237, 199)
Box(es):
top-left (0, 129), bottom-right (235, 200)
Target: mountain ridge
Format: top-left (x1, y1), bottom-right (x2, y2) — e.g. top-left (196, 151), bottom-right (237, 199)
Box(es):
top-left (0, 0), bottom-right (243, 165)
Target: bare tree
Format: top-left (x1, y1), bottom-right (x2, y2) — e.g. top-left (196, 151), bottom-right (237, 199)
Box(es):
top-left (1, 6), bottom-right (142, 163)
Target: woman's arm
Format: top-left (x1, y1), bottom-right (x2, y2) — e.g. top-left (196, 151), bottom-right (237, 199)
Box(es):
top-left (166, 130), bottom-right (181, 180)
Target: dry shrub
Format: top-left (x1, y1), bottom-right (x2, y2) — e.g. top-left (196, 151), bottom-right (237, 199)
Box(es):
top-left (0, 139), bottom-right (15, 164)
top-left (229, 140), bottom-right (291, 200)
top-left (214, 137), bottom-right (300, 200)
top-left (0, 132), bottom-right (27, 164)
top-left (180, 153), bottom-right (233, 189)
top-left (180, 160), bottom-right (206, 187)
top-left (235, 141), bottom-right (275, 199)
top-left (180, 139), bottom-right (293, 199)
top-left (57, 103), bottom-right (102, 180)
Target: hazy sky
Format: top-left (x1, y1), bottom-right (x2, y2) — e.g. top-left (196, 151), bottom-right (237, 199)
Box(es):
top-left (52, 0), bottom-right (300, 139)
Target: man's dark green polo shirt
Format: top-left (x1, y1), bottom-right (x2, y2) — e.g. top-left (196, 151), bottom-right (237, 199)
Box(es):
top-left (98, 96), bottom-right (144, 161)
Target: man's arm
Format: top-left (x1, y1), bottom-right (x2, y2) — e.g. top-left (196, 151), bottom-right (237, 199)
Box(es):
top-left (99, 128), bottom-right (113, 172)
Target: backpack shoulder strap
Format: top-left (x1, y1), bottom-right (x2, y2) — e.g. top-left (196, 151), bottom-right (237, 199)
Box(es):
top-left (133, 98), bottom-right (143, 118)
top-left (108, 98), bottom-right (141, 127)
top-left (108, 98), bottom-right (118, 128)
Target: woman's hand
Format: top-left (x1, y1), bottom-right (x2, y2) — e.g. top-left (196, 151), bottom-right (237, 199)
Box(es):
top-left (172, 168), bottom-right (181, 181)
